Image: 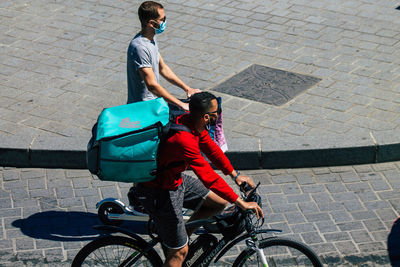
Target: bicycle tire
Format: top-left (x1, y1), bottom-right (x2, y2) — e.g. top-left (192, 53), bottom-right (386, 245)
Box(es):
top-left (233, 237), bottom-right (323, 267)
top-left (71, 235), bottom-right (162, 267)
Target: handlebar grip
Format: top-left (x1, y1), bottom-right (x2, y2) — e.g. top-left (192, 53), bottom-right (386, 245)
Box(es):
top-left (240, 182), bottom-right (252, 193)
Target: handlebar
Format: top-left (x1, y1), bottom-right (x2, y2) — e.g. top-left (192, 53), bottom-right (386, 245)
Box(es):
top-left (240, 181), bottom-right (261, 202)
top-left (239, 181), bottom-right (264, 232)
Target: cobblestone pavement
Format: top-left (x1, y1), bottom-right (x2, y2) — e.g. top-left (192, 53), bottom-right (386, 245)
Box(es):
top-left (0, 161), bottom-right (399, 266)
top-left (0, 0), bottom-right (400, 140)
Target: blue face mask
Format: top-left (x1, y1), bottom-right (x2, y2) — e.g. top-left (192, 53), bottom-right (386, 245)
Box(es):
top-left (155, 20), bottom-right (166, 34)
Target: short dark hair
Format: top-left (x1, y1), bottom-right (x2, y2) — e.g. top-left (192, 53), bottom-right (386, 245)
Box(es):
top-left (189, 92), bottom-right (217, 118)
top-left (138, 1), bottom-right (163, 28)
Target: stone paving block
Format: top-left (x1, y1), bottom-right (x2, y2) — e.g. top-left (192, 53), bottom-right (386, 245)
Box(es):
top-left (4, 180), bottom-right (27, 190)
top-left (351, 210), bottom-right (379, 220)
top-left (74, 188), bottom-right (99, 198)
top-left (267, 194), bottom-right (287, 205)
top-left (301, 231), bottom-right (324, 244)
top-left (330, 210), bottom-right (353, 223)
top-left (301, 184), bottom-right (325, 193)
top-left (28, 178), bottom-right (46, 190)
top-left (15, 238), bottom-right (35, 251)
top-left (371, 230), bottom-right (390, 242)
top-left (0, 240), bottom-right (13, 250)
top-left (59, 198), bottom-right (83, 208)
top-left (0, 208), bottom-right (22, 218)
top-left (6, 229), bottom-right (26, 239)
top-left (16, 250), bottom-right (44, 262)
top-left (71, 177), bottom-right (91, 189)
top-left (11, 188), bottom-right (29, 200)
top-left (377, 191), bottom-right (400, 200)
top-left (2, 170), bottom-right (20, 181)
top-left (389, 199), bottom-right (400, 212)
top-left (265, 213), bottom-right (286, 224)
top-left (363, 219), bottom-right (386, 232)
top-left (281, 183), bottom-right (301, 194)
top-left (350, 230), bottom-right (373, 243)
top-left (315, 220), bottom-right (339, 233)
top-left (343, 200), bottom-right (365, 212)
top-left (45, 248), bottom-right (65, 262)
top-left (298, 202), bottom-right (319, 214)
top-left (326, 182), bottom-right (347, 193)
top-left (311, 192), bottom-right (333, 203)
top-left (20, 170), bottom-right (45, 180)
top-left (364, 201), bottom-right (392, 211)
top-left (345, 182), bottom-right (372, 193)
top-left (335, 241), bottom-right (359, 255)
top-left (318, 202), bottom-right (345, 212)
top-left (55, 187), bottom-right (74, 199)
top-left (356, 191), bottom-right (379, 202)
top-left (358, 241), bottom-right (386, 253)
top-left (259, 184), bottom-right (281, 194)
top-left (271, 203), bottom-right (298, 213)
top-left (287, 193), bottom-right (311, 203)
top-left (30, 189), bottom-right (54, 199)
top-left (100, 186), bottom-right (120, 199)
top-left (310, 243), bottom-right (337, 255)
top-left (290, 222), bottom-right (316, 233)
top-left (316, 173), bottom-right (341, 183)
top-left (284, 211), bottom-right (306, 224)
top-left (271, 174), bottom-right (296, 184)
top-left (359, 172), bottom-right (382, 181)
top-left (369, 179), bottom-right (391, 191)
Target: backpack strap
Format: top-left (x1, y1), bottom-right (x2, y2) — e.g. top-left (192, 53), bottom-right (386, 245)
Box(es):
top-left (154, 123), bottom-right (192, 175)
top-left (169, 123), bottom-right (191, 133)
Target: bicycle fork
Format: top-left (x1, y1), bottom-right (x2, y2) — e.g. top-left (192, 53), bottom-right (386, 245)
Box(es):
top-left (246, 239), bottom-right (268, 267)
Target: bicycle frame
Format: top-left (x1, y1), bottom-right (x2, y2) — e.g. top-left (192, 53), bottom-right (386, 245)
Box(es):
top-left (93, 224), bottom-right (282, 267)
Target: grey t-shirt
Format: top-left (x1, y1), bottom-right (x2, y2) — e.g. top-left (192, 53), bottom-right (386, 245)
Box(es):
top-left (127, 33), bottom-right (159, 103)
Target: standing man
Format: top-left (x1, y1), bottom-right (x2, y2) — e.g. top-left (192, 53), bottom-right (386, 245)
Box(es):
top-left (127, 1), bottom-right (200, 110)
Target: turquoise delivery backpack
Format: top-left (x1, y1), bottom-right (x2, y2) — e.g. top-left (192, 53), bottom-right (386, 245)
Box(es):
top-left (87, 98), bottom-right (185, 183)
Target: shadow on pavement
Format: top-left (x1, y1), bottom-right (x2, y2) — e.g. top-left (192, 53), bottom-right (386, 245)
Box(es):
top-left (12, 210), bottom-right (149, 242)
top-left (12, 211), bottom-right (102, 241)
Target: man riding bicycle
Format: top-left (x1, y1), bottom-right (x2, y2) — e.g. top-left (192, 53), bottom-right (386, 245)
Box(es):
top-left (133, 92), bottom-right (263, 267)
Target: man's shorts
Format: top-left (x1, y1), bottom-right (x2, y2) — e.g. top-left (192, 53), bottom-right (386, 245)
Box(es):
top-left (135, 174), bottom-right (209, 249)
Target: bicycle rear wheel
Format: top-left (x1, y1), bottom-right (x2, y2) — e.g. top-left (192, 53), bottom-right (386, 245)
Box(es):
top-left (72, 235), bottom-right (162, 267)
top-left (233, 237), bottom-right (323, 267)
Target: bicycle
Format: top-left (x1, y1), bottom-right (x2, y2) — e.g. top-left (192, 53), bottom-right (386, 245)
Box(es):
top-left (71, 182), bottom-right (324, 266)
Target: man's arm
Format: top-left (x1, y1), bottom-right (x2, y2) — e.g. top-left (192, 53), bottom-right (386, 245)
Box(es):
top-left (159, 54), bottom-right (201, 97)
top-left (138, 67), bottom-right (189, 110)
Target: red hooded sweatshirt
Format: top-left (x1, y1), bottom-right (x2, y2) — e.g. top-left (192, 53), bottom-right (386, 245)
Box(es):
top-left (142, 114), bottom-right (238, 203)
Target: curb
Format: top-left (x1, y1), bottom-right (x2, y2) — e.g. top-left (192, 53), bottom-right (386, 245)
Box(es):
top-left (1, 130), bottom-right (399, 170)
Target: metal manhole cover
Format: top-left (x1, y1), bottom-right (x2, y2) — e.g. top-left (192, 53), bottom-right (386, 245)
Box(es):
top-left (211, 64), bottom-right (321, 106)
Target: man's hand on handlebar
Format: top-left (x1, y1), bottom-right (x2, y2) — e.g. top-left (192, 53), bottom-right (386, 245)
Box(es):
top-left (235, 174), bottom-right (255, 188)
top-left (235, 198), bottom-right (264, 219)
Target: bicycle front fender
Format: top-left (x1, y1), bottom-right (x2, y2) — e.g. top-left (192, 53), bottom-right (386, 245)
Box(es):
top-left (214, 229), bottom-right (282, 263)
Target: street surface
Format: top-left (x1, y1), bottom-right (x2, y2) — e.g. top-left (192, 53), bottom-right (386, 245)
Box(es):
top-left (1, 162), bottom-right (399, 266)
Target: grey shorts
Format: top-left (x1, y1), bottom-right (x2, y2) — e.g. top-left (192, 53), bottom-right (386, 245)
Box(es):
top-left (135, 174), bottom-right (209, 249)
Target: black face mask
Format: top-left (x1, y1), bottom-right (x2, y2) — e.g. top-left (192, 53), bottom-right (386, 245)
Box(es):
top-left (209, 116), bottom-right (217, 126)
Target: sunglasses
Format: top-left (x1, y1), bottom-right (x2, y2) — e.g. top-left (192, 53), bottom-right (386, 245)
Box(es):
top-left (205, 107), bottom-right (222, 115)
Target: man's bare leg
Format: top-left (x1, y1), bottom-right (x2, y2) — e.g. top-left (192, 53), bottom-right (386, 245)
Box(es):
top-left (186, 191), bottom-right (227, 236)
top-left (163, 245), bottom-right (188, 267)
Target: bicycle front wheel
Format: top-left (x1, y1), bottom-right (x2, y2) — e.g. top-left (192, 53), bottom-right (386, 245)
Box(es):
top-left (71, 235), bottom-right (162, 267)
top-left (233, 237), bottom-right (323, 267)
